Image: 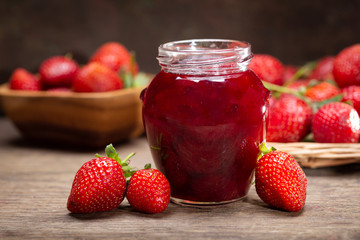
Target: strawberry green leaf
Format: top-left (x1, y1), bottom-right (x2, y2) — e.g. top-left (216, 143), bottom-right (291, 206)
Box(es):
top-left (105, 144), bottom-right (121, 163)
top-left (262, 81), bottom-right (306, 100)
top-left (297, 85), bottom-right (307, 96)
top-left (100, 144), bottom-right (137, 180)
top-left (124, 170), bottom-right (137, 179)
top-left (130, 52), bottom-right (137, 76)
top-left (306, 79), bottom-right (321, 88)
top-left (121, 71), bottom-right (134, 88)
top-left (257, 141), bottom-right (276, 160)
top-left (324, 79), bottom-right (338, 86)
top-left (122, 165), bottom-right (131, 171)
top-left (133, 73), bottom-right (151, 88)
top-left (122, 152), bottom-right (135, 165)
top-left (64, 52), bottom-right (74, 60)
top-left (303, 132), bottom-right (314, 142)
top-left (121, 71), bottom-right (151, 89)
top-left (283, 61), bottom-right (317, 87)
top-left (144, 163), bottom-right (151, 169)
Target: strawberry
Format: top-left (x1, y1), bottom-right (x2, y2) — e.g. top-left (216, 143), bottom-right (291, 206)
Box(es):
top-left (341, 85), bottom-right (360, 115)
top-left (333, 44), bottom-right (360, 88)
top-left (39, 55), bottom-right (79, 89)
top-left (255, 147), bottom-right (307, 212)
top-left (9, 68), bottom-right (41, 91)
top-left (308, 56), bottom-right (335, 81)
top-left (267, 94), bottom-right (312, 142)
top-left (67, 144), bottom-right (135, 213)
top-left (90, 42), bottom-right (138, 76)
top-left (305, 81), bottom-right (341, 102)
top-left (72, 62), bottom-right (124, 92)
top-left (312, 102), bottom-right (360, 143)
top-left (249, 54), bottom-right (285, 85)
top-left (126, 164), bottom-right (170, 214)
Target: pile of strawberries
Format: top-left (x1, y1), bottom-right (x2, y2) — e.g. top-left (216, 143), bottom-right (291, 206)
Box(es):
top-left (67, 144), bottom-right (171, 214)
top-left (8, 42), bottom-right (147, 92)
top-left (249, 44), bottom-right (360, 143)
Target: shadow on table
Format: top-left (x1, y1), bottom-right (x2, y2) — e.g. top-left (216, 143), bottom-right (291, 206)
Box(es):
top-left (68, 204), bottom-right (174, 220)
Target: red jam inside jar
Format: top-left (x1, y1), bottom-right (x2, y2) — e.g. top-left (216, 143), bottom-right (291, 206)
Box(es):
top-left (141, 39), bottom-right (269, 205)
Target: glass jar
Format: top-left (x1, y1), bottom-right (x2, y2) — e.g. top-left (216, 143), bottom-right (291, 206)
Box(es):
top-left (141, 39), bottom-right (269, 205)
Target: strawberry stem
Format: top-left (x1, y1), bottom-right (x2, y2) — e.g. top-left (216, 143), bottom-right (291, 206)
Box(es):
top-left (130, 51), bottom-right (137, 77)
top-left (97, 144), bottom-right (136, 180)
top-left (64, 52), bottom-right (73, 60)
top-left (262, 81), bottom-right (301, 97)
top-left (283, 61), bottom-right (317, 87)
top-left (257, 141), bottom-right (276, 160)
top-left (268, 61), bottom-right (316, 99)
top-left (123, 152), bottom-right (136, 164)
top-left (262, 80), bottom-right (316, 109)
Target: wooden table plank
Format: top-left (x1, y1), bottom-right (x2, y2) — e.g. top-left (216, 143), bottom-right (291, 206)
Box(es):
top-left (0, 117), bottom-right (359, 240)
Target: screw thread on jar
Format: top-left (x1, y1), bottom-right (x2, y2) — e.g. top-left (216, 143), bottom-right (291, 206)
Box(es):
top-left (157, 39), bottom-right (253, 75)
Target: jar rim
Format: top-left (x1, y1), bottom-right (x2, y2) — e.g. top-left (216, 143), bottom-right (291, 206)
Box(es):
top-left (159, 39), bottom-right (251, 54)
top-left (157, 39), bottom-right (253, 75)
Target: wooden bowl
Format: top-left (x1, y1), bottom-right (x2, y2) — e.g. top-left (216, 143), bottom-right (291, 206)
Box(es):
top-left (0, 83), bottom-right (146, 148)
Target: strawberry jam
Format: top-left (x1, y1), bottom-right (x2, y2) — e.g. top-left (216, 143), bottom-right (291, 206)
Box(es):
top-left (141, 39), bottom-right (269, 205)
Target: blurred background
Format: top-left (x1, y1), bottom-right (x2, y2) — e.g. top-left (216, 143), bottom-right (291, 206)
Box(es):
top-left (0, 0), bottom-right (359, 83)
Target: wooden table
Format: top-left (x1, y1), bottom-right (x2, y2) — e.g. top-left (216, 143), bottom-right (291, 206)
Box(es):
top-left (0, 117), bottom-right (359, 240)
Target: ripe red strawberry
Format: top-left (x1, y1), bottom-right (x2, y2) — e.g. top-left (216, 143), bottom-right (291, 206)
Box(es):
top-left (341, 85), bottom-right (360, 115)
top-left (67, 145), bottom-right (135, 213)
top-left (305, 81), bottom-right (341, 102)
top-left (126, 164), bottom-right (170, 214)
top-left (67, 157), bottom-right (126, 213)
top-left (9, 68), bottom-right (41, 91)
top-left (308, 56), bottom-right (335, 81)
top-left (312, 102), bottom-right (360, 143)
top-left (267, 94), bottom-right (312, 142)
top-left (255, 149), bottom-right (307, 212)
top-left (249, 54), bottom-right (285, 85)
top-left (39, 56), bottom-right (79, 89)
top-left (333, 44), bottom-right (360, 88)
top-left (90, 42), bottom-right (138, 76)
top-left (72, 62), bottom-right (124, 92)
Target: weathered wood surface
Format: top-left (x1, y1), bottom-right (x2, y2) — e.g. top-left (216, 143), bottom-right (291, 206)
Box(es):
top-left (0, 117), bottom-right (359, 240)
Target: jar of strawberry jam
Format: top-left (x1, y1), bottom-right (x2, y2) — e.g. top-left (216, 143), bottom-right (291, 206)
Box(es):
top-left (141, 39), bottom-right (269, 205)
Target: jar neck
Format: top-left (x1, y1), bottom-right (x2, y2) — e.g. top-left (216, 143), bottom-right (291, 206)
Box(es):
top-left (157, 39), bottom-right (253, 75)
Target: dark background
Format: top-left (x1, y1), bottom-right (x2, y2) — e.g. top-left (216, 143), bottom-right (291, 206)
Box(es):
top-left (0, 0), bottom-right (359, 83)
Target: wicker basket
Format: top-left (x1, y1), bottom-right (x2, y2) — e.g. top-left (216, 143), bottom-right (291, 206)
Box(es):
top-left (269, 142), bottom-right (360, 168)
